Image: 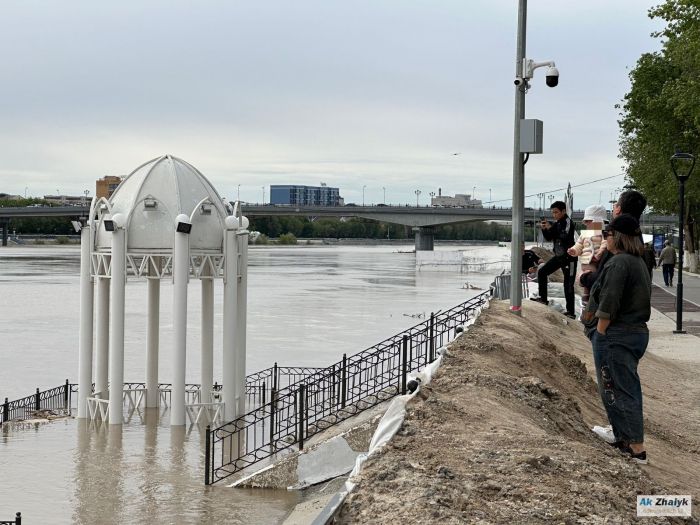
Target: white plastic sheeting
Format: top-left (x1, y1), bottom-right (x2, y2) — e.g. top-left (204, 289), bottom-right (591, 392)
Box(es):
top-left (310, 301), bottom-right (489, 524)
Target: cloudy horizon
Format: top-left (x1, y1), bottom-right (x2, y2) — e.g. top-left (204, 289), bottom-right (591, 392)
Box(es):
top-left (0, 1), bottom-right (662, 209)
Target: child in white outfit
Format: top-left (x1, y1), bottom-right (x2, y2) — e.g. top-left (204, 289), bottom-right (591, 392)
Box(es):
top-left (567, 204), bottom-right (608, 302)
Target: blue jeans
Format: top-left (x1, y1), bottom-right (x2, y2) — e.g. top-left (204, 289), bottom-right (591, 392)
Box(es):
top-left (591, 326), bottom-right (649, 444)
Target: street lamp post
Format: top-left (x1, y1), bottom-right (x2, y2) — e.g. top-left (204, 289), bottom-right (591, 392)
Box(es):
top-left (261, 186), bottom-right (265, 204)
top-left (671, 151), bottom-right (695, 334)
top-left (237, 184), bottom-right (241, 202)
top-left (382, 186), bottom-right (386, 205)
top-left (489, 188), bottom-right (492, 203)
top-left (362, 185), bottom-right (367, 207)
top-left (429, 191), bottom-right (435, 206)
top-left (414, 189), bottom-right (421, 207)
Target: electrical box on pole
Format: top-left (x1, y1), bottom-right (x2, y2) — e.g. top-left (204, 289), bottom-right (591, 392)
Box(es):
top-left (520, 119), bottom-right (543, 154)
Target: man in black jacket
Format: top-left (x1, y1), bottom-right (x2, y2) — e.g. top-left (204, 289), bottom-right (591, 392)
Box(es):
top-left (532, 201), bottom-right (578, 318)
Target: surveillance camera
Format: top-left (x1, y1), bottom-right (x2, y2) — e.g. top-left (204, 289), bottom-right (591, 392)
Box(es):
top-left (103, 219), bottom-right (115, 232)
top-left (175, 214), bottom-right (192, 234)
top-left (514, 77), bottom-right (524, 86)
top-left (545, 66), bottom-right (559, 87)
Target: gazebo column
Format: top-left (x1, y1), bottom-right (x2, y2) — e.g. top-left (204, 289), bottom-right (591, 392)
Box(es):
top-left (77, 223), bottom-right (94, 418)
top-left (95, 275), bottom-right (110, 398)
top-left (145, 264), bottom-right (161, 408)
top-left (201, 277), bottom-right (214, 404)
top-left (171, 215), bottom-right (191, 426)
top-left (235, 228), bottom-right (250, 417)
top-left (108, 215), bottom-right (127, 425)
top-left (222, 217), bottom-right (239, 421)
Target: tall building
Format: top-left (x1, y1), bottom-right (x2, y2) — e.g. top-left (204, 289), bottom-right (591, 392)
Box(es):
top-left (270, 184), bottom-right (341, 206)
top-left (96, 175), bottom-right (124, 199)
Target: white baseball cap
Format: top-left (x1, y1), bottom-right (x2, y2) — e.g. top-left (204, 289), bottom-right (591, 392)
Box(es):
top-left (583, 204), bottom-right (607, 222)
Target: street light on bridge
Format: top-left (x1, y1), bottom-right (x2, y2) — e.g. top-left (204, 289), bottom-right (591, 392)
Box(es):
top-left (429, 191), bottom-right (435, 206)
top-left (671, 151), bottom-right (695, 334)
top-left (414, 189), bottom-right (421, 207)
top-left (362, 185), bottom-right (367, 206)
top-left (382, 186), bottom-right (386, 205)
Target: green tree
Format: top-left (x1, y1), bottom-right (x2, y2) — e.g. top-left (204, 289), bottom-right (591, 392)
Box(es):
top-left (618, 0), bottom-right (700, 270)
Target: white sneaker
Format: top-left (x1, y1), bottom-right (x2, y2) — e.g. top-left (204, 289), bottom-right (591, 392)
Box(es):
top-left (592, 425), bottom-right (616, 443)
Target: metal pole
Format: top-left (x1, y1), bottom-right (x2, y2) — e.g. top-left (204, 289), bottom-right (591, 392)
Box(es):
top-left (223, 218), bottom-right (239, 421)
top-left (171, 219), bottom-right (190, 426)
top-left (77, 224), bottom-right (94, 418)
top-left (109, 225), bottom-right (126, 425)
top-left (341, 353), bottom-right (347, 408)
top-left (95, 277), bottom-right (110, 398)
top-left (429, 312), bottom-right (435, 362)
top-left (205, 425), bottom-right (211, 485)
top-left (146, 271), bottom-right (161, 408)
top-left (200, 277), bottom-right (214, 405)
top-left (235, 229), bottom-right (249, 418)
top-left (298, 385), bottom-right (305, 450)
top-left (510, 0), bottom-right (527, 316)
top-left (401, 336), bottom-right (408, 395)
top-left (674, 179), bottom-right (686, 334)
top-left (35, 388), bottom-right (40, 411)
top-left (3, 397), bottom-right (8, 423)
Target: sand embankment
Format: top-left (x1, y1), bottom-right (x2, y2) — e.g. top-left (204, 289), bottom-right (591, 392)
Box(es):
top-left (337, 300), bottom-right (700, 524)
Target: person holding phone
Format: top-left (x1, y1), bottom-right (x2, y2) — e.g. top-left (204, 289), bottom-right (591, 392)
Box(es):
top-left (531, 201), bottom-right (578, 318)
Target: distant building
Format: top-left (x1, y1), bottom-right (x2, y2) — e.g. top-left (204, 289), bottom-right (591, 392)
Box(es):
top-left (43, 194), bottom-right (88, 206)
top-left (270, 184), bottom-right (341, 206)
top-left (96, 175), bottom-right (124, 199)
top-left (431, 191), bottom-right (482, 208)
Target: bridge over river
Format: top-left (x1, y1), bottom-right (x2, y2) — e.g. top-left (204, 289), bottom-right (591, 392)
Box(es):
top-left (0, 204), bottom-right (678, 250)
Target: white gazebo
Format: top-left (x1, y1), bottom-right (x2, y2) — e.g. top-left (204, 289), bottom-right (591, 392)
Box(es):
top-left (76, 154), bottom-right (249, 425)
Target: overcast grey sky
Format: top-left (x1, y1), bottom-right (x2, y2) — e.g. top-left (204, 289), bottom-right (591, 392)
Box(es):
top-left (0, 1), bottom-right (662, 208)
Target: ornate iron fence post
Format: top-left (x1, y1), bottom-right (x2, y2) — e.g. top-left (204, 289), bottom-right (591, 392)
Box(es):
top-left (401, 335), bottom-right (408, 395)
top-left (64, 379), bottom-right (70, 409)
top-left (15, 511), bottom-right (22, 525)
top-left (205, 425), bottom-right (211, 485)
top-left (2, 397), bottom-right (8, 423)
top-left (269, 387), bottom-right (277, 449)
top-left (273, 362), bottom-right (278, 392)
top-left (34, 388), bottom-right (40, 411)
top-left (429, 312), bottom-right (435, 362)
top-left (341, 354), bottom-right (347, 408)
top-left (298, 385), bottom-right (305, 451)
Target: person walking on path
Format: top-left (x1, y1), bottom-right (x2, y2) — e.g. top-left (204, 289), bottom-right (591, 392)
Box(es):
top-left (659, 240), bottom-right (677, 287)
top-left (532, 201), bottom-right (577, 318)
top-left (584, 214), bottom-right (651, 464)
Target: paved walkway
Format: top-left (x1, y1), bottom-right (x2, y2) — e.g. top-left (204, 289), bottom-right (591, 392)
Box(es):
top-left (650, 267), bottom-right (700, 336)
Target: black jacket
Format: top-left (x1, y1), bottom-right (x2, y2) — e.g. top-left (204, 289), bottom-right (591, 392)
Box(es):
top-left (542, 215), bottom-right (576, 260)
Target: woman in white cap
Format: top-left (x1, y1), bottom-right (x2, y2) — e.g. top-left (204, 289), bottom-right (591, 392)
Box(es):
top-left (568, 204), bottom-right (608, 303)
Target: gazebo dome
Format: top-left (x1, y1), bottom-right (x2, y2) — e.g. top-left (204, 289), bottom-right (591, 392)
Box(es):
top-left (95, 155), bottom-right (230, 253)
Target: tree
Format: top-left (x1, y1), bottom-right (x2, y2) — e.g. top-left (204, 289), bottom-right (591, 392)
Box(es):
top-left (618, 0), bottom-right (700, 271)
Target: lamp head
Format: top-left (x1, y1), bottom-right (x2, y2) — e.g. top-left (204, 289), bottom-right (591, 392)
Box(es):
top-left (671, 151), bottom-right (695, 182)
top-left (175, 214), bottom-right (192, 234)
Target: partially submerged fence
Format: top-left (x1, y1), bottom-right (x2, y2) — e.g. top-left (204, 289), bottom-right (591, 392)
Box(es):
top-left (1, 367), bottom-right (322, 425)
top-left (0, 512), bottom-right (21, 525)
top-left (205, 291), bottom-right (490, 485)
top-left (1, 381), bottom-right (71, 423)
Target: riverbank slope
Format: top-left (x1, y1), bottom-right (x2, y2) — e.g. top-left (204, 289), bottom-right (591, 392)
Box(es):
top-left (337, 300), bottom-right (700, 523)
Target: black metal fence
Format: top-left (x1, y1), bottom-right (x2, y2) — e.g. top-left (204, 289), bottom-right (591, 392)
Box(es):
top-left (0, 512), bottom-right (21, 525)
top-left (205, 291), bottom-right (490, 485)
top-left (1, 380), bottom-right (71, 423)
top-left (1, 367), bottom-right (322, 425)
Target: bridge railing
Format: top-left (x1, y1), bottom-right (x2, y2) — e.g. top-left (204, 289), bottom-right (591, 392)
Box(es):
top-left (205, 291), bottom-right (490, 485)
